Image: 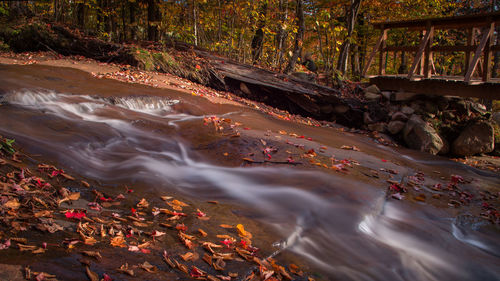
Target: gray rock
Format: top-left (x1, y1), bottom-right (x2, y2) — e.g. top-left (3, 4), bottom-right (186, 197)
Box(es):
top-left (403, 115), bottom-right (444, 155)
top-left (438, 137), bottom-right (450, 155)
top-left (388, 120), bottom-right (406, 135)
top-left (381, 91), bottom-right (392, 100)
top-left (452, 121), bottom-right (495, 156)
top-left (393, 91), bottom-right (418, 101)
top-left (443, 111), bottom-right (456, 120)
top-left (365, 84), bottom-right (381, 94)
top-left (470, 102), bottom-right (487, 115)
top-left (333, 104), bottom-right (350, 114)
top-left (365, 92), bottom-right (381, 101)
top-left (401, 106), bottom-right (415, 115)
top-left (240, 82), bottom-right (251, 95)
top-left (364, 112), bottom-right (374, 124)
top-left (391, 112), bottom-right (409, 122)
top-left (368, 122), bottom-right (387, 132)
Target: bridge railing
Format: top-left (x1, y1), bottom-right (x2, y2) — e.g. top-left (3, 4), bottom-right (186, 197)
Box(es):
top-left (362, 12), bottom-right (500, 83)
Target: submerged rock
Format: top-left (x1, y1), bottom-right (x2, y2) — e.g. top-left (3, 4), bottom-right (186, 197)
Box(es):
top-left (403, 115), bottom-right (443, 155)
top-left (452, 121), bottom-right (494, 156)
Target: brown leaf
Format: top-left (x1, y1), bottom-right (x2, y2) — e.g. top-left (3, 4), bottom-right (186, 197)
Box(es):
top-left (81, 251), bottom-right (102, 261)
top-left (180, 252), bottom-right (199, 262)
top-left (198, 229), bottom-right (208, 237)
top-left (117, 263), bottom-right (134, 276)
top-left (3, 199), bottom-right (20, 209)
top-left (219, 224), bottom-right (233, 229)
top-left (203, 253), bottom-right (212, 265)
top-left (81, 181), bottom-right (90, 188)
top-left (18, 244), bottom-right (37, 251)
top-left (139, 261), bottom-right (158, 273)
top-left (68, 192), bottom-right (80, 201)
top-left (34, 210), bottom-right (53, 218)
top-left (137, 198), bottom-right (149, 208)
top-left (86, 266), bottom-right (99, 281)
top-left (61, 173), bottom-right (75, 180)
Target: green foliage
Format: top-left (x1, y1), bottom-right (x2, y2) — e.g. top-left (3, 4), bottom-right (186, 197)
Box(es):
top-left (0, 6), bottom-right (8, 17)
top-left (0, 138), bottom-right (15, 154)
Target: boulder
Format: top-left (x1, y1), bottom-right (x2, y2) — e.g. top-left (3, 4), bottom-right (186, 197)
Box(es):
top-left (438, 137), bottom-right (450, 155)
top-left (451, 121), bottom-right (495, 156)
top-left (365, 92), bottom-right (381, 101)
top-left (401, 106), bottom-right (415, 115)
top-left (364, 112), bottom-right (374, 124)
top-left (391, 112), bottom-right (409, 122)
top-left (388, 120), bottom-right (406, 135)
top-left (368, 122), bottom-right (387, 132)
top-left (365, 84), bottom-right (381, 94)
top-left (403, 115), bottom-right (444, 155)
top-left (381, 91), bottom-right (392, 100)
top-left (393, 91), bottom-right (417, 101)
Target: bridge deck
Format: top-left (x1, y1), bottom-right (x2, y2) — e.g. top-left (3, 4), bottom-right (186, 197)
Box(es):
top-left (369, 75), bottom-right (499, 100)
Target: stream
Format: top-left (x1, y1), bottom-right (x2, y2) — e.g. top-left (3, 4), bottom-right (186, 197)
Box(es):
top-left (0, 64), bottom-right (499, 280)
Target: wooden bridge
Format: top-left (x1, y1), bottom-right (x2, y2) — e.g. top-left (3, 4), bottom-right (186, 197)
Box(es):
top-left (363, 12), bottom-right (500, 100)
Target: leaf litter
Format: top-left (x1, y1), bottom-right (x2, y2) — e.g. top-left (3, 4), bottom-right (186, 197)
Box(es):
top-left (0, 135), bottom-right (317, 280)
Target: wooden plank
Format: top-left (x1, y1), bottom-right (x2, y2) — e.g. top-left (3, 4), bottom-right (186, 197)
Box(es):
top-left (369, 76), bottom-right (500, 100)
top-left (385, 44), bottom-right (499, 53)
top-left (465, 24), bottom-right (495, 83)
top-left (408, 26), bottom-right (433, 79)
top-left (362, 29), bottom-right (386, 77)
top-left (423, 23), bottom-right (434, 78)
top-left (482, 22), bottom-right (494, 82)
top-left (379, 30), bottom-right (387, 75)
top-left (373, 11), bottom-right (500, 30)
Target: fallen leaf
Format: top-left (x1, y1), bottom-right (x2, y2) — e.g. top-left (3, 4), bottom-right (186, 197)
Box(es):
top-left (81, 251), bottom-right (102, 260)
top-left (117, 263), bottom-right (134, 276)
top-left (139, 261), bottom-right (158, 273)
top-left (68, 192), bottom-right (80, 201)
top-left (219, 224), bottom-right (233, 229)
top-left (198, 229), bottom-right (208, 237)
top-left (3, 199), bottom-right (20, 209)
top-left (110, 236), bottom-right (126, 248)
top-left (86, 266), bottom-right (99, 281)
top-left (137, 198), bottom-right (149, 208)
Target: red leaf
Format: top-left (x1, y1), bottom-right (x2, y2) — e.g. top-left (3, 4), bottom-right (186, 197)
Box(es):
top-left (65, 210), bottom-right (86, 219)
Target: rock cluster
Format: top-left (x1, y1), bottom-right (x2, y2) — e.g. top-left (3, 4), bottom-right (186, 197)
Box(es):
top-left (363, 85), bottom-right (497, 156)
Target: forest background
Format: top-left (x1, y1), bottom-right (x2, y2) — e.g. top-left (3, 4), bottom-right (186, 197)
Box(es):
top-left (0, 0), bottom-right (498, 83)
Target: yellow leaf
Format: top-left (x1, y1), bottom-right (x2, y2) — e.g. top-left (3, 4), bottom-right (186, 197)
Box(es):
top-left (110, 236), bottom-right (126, 247)
top-left (4, 199), bottom-right (20, 209)
top-left (68, 192), bottom-right (80, 201)
top-left (236, 224), bottom-right (252, 239)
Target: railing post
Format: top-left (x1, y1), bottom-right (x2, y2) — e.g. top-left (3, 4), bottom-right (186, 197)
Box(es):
top-left (483, 21), bottom-right (495, 82)
top-left (465, 23), bottom-right (495, 83)
top-left (408, 25), bottom-right (434, 80)
top-left (362, 27), bottom-right (387, 77)
top-left (379, 27), bottom-right (387, 75)
top-left (423, 21), bottom-right (434, 78)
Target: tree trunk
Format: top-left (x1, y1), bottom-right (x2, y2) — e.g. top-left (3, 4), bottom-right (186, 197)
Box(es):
top-left (275, 0), bottom-right (288, 69)
top-left (336, 0), bottom-right (362, 75)
top-left (251, 2), bottom-right (268, 64)
top-left (76, 2), bottom-right (85, 29)
top-left (284, 0), bottom-right (305, 74)
top-left (193, 0), bottom-right (198, 46)
top-left (129, 1), bottom-right (137, 41)
top-left (148, 0), bottom-right (159, 41)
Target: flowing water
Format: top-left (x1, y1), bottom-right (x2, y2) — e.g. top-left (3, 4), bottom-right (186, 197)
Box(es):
top-left (0, 64), bottom-right (499, 280)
